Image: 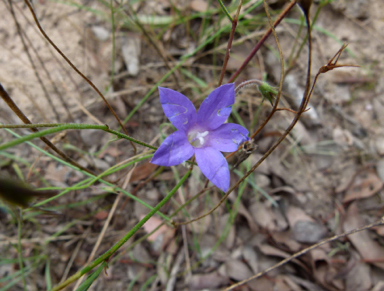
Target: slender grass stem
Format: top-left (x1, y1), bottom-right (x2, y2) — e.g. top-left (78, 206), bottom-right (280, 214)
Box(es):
top-left (32, 154), bottom-right (153, 207)
top-left (4, 128), bottom-right (169, 221)
top-left (217, 0), bottom-right (233, 22)
top-left (17, 211), bottom-right (27, 291)
top-left (51, 169), bottom-right (191, 291)
top-left (0, 124), bottom-right (156, 150)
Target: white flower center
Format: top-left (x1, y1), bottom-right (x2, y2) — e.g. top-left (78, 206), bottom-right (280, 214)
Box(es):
top-left (188, 130), bottom-right (209, 147)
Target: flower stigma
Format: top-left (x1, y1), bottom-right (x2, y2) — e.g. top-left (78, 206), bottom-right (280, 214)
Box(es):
top-left (188, 130), bottom-right (209, 147)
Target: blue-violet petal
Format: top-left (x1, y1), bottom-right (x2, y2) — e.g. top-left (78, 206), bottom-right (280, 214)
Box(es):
top-left (207, 123), bottom-right (249, 152)
top-left (195, 147), bottom-right (230, 192)
top-left (151, 130), bottom-right (194, 166)
top-left (159, 87), bottom-right (197, 132)
top-left (197, 83), bottom-right (235, 130)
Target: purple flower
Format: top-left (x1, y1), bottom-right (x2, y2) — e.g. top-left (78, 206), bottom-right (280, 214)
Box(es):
top-left (151, 83), bottom-right (249, 192)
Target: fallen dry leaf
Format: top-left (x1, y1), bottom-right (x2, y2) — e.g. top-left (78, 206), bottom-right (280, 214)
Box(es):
top-left (121, 34), bottom-right (141, 76)
top-left (258, 244), bottom-right (308, 271)
top-left (274, 274), bottom-right (302, 291)
top-left (345, 258), bottom-right (372, 291)
top-left (275, 274), bottom-right (303, 291)
top-left (45, 162), bottom-right (70, 183)
top-left (132, 243), bottom-right (152, 262)
top-left (376, 158), bottom-right (384, 182)
top-left (141, 216), bottom-right (175, 245)
top-left (218, 213), bottom-right (236, 249)
top-left (98, 146), bottom-right (122, 158)
top-left (250, 202), bottom-right (287, 232)
top-left (268, 155), bottom-right (310, 192)
top-left (271, 231), bottom-right (301, 252)
top-left (285, 206), bottom-right (314, 227)
top-left (313, 263), bottom-right (344, 291)
top-left (186, 211), bottom-right (212, 234)
top-left (309, 246), bottom-right (331, 266)
top-left (93, 210), bottom-right (109, 220)
top-left (343, 172), bottom-right (383, 203)
top-left (333, 126), bottom-right (354, 148)
top-left (371, 281), bottom-right (384, 291)
top-left (224, 259), bottom-right (253, 281)
top-left (292, 220), bottom-right (328, 244)
top-left (91, 25), bottom-right (109, 41)
top-left (335, 169), bottom-right (356, 193)
top-left (228, 193), bottom-right (258, 232)
top-left (309, 246), bottom-right (346, 289)
top-left (131, 162), bottom-right (158, 182)
top-left (373, 225), bottom-right (384, 236)
top-left (189, 0), bottom-right (208, 12)
top-left (288, 274), bottom-right (327, 291)
top-left (286, 206), bottom-right (327, 243)
top-left (246, 277), bottom-right (275, 291)
top-left (343, 202), bottom-right (384, 269)
top-left (188, 271), bottom-right (228, 290)
top-left (243, 245), bottom-right (258, 274)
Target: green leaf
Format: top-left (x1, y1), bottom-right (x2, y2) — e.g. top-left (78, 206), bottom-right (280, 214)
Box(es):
top-left (75, 262), bottom-right (107, 291)
top-left (45, 260), bottom-right (52, 291)
top-left (180, 68), bottom-right (208, 88)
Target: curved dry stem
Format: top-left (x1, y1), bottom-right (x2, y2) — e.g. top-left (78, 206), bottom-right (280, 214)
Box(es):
top-left (0, 83), bottom-right (98, 177)
top-left (22, 0), bottom-right (136, 154)
top-left (306, 43), bottom-right (357, 109)
top-left (7, 0), bottom-right (61, 122)
top-left (234, 79), bottom-right (264, 92)
top-left (228, 1), bottom-right (297, 83)
top-left (251, 0), bottom-right (284, 139)
top-left (218, 0), bottom-right (243, 86)
top-left (7, 0), bottom-right (77, 125)
top-left (223, 3), bottom-right (346, 290)
top-left (224, 217), bottom-right (384, 290)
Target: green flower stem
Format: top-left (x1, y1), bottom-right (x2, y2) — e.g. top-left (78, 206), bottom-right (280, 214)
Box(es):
top-left (0, 124), bottom-right (156, 150)
top-left (106, 128), bottom-right (156, 150)
top-left (4, 129), bottom-right (170, 222)
top-left (51, 169), bottom-right (191, 291)
top-left (0, 123), bottom-right (64, 128)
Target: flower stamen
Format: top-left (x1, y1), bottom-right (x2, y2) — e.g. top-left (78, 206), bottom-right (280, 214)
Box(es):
top-left (189, 131), bottom-right (209, 147)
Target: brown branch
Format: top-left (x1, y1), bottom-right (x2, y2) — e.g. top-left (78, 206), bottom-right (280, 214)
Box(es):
top-left (218, 0), bottom-right (243, 86)
top-left (225, 0), bottom-right (288, 164)
top-left (223, 217), bottom-right (384, 290)
top-left (275, 107), bottom-right (311, 113)
top-left (224, 9), bottom-right (365, 291)
top-left (228, 1), bottom-right (297, 83)
top-left (0, 83), bottom-right (97, 177)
